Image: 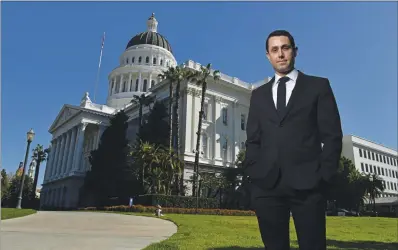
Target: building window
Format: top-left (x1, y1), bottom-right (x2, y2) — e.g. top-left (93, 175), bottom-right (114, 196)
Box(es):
top-left (363, 150), bottom-right (367, 159)
top-left (132, 57), bottom-right (135, 63)
top-left (123, 81), bottom-right (127, 92)
top-left (151, 80), bottom-right (155, 88)
top-left (153, 57), bottom-right (157, 64)
top-left (138, 56), bottom-right (142, 63)
top-left (130, 80), bottom-right (133, 91)
top-left (365, 164), bottom-right (369, 172)
top-left (372, 152), bottom-right (375, 160)
top-left (126, 58), bottom-right (129, 64)
top-left (241, 114), bottom-right (246, 130)
top-left (160, 59), bottom-right (163, 66)
top-left (376, 154), bottom-right (379, 162)
top-left (222, 108), bottom-right (228, 125)
top-left (367, 151), bottom-right (371, 159)
top-left (135, 79), bottom-right (139, 91)
top-left (359, 148), bottom-right (363, 157)
top-left (377, 166), bottom-right (381, 175)
top-left (146, 56), bottom-right (149, 64)
top-left (223, 139), bottom-right (228, 160)
top-left (369, 165), bottom-right (373, 173)
top-left (361, 163), bottom-right (364, 172)
top-left (143, 80), bottom-right (148, 92)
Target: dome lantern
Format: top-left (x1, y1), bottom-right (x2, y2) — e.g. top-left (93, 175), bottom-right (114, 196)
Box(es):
top-left (147, 13), bottom-right (158, 33)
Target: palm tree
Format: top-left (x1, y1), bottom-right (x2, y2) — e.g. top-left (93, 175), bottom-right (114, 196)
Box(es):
top-left (130, 140), bottom-right (159, 193)
top-left (31, 144), bottom-right (48, 199)
top-left (131, 94), bottom-right (156, 134)
top-left (191, 63), bottom-right (220, 196)
top-left (364, 173), bottom-right (385, 212)
top-left (158, 68), bottom-right (176, 151)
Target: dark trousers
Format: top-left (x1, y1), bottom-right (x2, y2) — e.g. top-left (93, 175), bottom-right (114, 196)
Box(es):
top-left (250, 169), bottom-right (327, 250)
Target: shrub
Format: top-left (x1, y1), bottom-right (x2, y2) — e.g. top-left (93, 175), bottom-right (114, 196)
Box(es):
top-left (134, 194), bottom-right (219, 209)
top-left (79, 204), bottom-right (256, 216)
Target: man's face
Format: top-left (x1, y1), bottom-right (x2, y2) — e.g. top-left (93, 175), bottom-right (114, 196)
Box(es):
top-left (266, 36), bottom-right (297, 75)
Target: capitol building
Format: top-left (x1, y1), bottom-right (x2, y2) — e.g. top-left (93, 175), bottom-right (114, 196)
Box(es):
top-left (40, 14), bottom-right (267, 209)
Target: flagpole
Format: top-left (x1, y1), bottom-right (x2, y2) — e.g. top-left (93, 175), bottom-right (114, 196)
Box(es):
top-left (94, 32), bottom-right (105, 103)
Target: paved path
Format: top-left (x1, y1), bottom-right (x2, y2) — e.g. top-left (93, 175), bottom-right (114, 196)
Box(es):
top-left (1, 211), bottom-right (177, 250)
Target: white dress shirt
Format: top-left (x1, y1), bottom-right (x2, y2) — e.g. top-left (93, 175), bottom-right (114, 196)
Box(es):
top-left (272, 69), bottom-right (299, 108)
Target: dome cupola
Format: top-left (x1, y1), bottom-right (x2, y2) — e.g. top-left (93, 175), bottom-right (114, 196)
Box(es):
top-left (125, 13), bottom-right (173, 53)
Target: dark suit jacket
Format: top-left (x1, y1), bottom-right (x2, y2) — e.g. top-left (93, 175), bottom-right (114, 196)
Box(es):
top-left (244, 71), bottom-right (343, 190)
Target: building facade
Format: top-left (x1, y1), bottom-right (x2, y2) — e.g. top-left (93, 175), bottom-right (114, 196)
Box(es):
top-left (40, 14), bottom-right (266, 208)
top-left (342, 135), bottom-right (398, 198)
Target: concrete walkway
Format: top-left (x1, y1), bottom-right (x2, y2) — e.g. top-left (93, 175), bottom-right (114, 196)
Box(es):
top-left (1, 211), bottom-right (177, 250)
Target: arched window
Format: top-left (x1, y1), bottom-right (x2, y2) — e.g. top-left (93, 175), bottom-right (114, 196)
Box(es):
top-left (145, 56), bottom-right (149, 64)
top-left (126, 58), bottom-right (129, 64)
top-left (143, 80), bottom-right (148, 92)
top-left (123, 81), bottom-right (127, 92)
top-left (166, 61), bottom-right (170, 67)
top-left (132, 57), bottom-right (135, 63)
top-left (160, 59), bottom-right (163, 66)
top-left (135, 79), bottom-right (139, 91)
top-left (151, 80), bottom-right (155, 87)
top-left (138, 57), bottom-right (142, 63)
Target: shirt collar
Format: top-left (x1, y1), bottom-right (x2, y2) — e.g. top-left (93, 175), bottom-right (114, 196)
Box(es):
top-left (274, 68), bottom-right (299, 85)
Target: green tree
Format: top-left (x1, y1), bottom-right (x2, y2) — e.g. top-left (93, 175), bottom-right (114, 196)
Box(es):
top-left (3, 174), bottom-right (34, 208)
top-left (30, 144), bottom-right (49, 199)
top-left (131, 94), bottom-right (156, 135)
top-left (191, 63), bottom-right (220, 196)
top-left (137, 101), bottom-right (170, 147)
top-left (84, 110), bottom-right (138, 206)
top-left (1, 169), bottom-right (11, 203)
top-left (364, 173), bottom-right (384, 212)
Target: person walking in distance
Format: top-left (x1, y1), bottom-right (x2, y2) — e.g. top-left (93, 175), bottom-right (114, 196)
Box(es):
top-left (244, 30), bottom-right (343, 250)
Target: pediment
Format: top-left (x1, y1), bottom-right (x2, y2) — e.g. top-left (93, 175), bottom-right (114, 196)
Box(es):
top-left (49, 105), bottom-right (81, 132)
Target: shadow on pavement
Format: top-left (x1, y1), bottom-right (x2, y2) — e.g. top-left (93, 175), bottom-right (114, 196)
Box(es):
top-left (210, 239), bottom-right (398, 250)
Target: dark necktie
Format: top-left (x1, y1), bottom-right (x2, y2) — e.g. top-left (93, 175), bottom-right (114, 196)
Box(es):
top-left (277, 76), bottom-right (290, 116)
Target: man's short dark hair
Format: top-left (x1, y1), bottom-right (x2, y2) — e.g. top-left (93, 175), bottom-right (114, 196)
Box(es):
top-left (266, 30), bottom-right (296, 52)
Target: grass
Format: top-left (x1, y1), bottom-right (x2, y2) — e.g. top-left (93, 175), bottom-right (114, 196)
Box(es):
top-left (1, 208), bottom-right (37, 220)
top-left (134, 213), bottom-right (398, 250)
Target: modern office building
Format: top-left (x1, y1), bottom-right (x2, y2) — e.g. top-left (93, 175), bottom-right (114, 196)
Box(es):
top-left (342, 135), bottom-right (398, 198)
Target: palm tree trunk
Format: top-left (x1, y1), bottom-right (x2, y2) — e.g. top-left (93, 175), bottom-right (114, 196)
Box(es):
top-left (168, 81), bottom-right (173, 151)
top-left (138, 104), bottom-right (143, 134)
top-left (174, 80), bottom-right (184, 195)
top-left (192, 81), bottom-right (207, 196)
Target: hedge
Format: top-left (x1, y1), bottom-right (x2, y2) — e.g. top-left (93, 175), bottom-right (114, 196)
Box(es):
top-left (79, 204), bottom-right (256, 216)
top-left (134, 194), bottom-right (219, 209)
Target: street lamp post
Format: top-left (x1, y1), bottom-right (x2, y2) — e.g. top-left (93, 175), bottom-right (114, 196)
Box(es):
top-left (16, 128), bottom-right (35, 209)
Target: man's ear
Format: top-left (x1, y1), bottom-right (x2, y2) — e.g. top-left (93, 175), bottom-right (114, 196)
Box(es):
top-left (293, 47), bottom-right (298, 57)
top-left (266, 52), bottom-right (271, 61)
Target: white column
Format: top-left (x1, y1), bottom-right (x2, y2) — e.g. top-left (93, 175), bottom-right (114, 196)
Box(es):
top-left (51, 138), bottom-right (61, 178)
top-left (139, 72), bottom-right (142, 91)
top-left (55, 134), bottom-right (66, 177)
top-left (60, 130), bottom-right (71, 176)
top-left (128, 73), bottom-right (132, 92)
top-left (214, 99), bottom-right (222, 160)
top-left (108, 79), bottom-right (112, 96)
top-left (43, 140), bottom-right (56, 182)
top-left (72, 123), bottom-right (87, 172)
top-left (185, 90), bottom-right (193, 153)
top-left (149, 74), bottom-right (152, 89)
top-left (66, 126), bottom-right (77, 174)
top-left (119, 74), bottom-right (124, 92)
top-left (112, 78), bottom-right (116, 94)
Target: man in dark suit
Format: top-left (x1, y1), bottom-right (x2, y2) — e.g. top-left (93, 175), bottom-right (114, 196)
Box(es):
top-left (244, 30), bottom-right (343, 250)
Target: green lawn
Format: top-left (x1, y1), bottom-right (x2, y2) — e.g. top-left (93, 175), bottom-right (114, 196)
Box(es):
top-left (139, 213), bottom-right (397, 250)
top-left (1, 208), bottom-right (36, 220)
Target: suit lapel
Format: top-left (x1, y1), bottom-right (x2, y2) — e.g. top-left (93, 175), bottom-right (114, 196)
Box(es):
top-left (279, 71), bottom-right (306, 123)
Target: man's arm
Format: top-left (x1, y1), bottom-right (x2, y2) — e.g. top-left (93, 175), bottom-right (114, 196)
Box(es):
top-left (244, 90), bottom-right (262, 173)
top-left (317, 79), bottom-right (343, 182)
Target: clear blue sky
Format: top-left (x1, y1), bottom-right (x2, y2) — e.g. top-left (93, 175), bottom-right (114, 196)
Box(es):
top-left (2, 2), bottom-right (397, 188)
